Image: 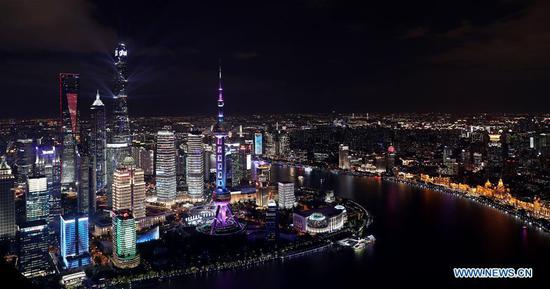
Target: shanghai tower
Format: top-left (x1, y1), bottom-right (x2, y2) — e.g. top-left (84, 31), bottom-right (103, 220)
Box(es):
top-left (112, 43), bottom-right (131, 145)
top-left (106, 43), bottom-right (131, 208)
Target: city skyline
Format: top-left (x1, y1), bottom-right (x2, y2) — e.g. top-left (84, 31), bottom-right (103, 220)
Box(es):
top-left (1, 2), bottom-right (549, 289)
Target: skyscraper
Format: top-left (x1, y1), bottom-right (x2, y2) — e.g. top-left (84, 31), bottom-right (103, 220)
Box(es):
top-left (26, 176), bottom-right (49, 222)
top-left (35, 146), bottom-right (61, 243)
top-left (111, 209), bottom-right (139, 269)
top-left (265, 199), bottom-right (279, 242)
top-left (200, 65), bottom-right (242, 235)
top-left (254, 132), bottom-right (263, 156)
top-left (0, 157), bottom-right (16, 240)
top-left (106, 143), bottom-right (129, 208)
top-left (76, 152), bottom-right (95, 215)
top-left (112, 157), bottom-right (146, 219)
top-left (106, 44), bottom-right (132, 205)
top-left (18, 220), bottom-right (51, 278)
top-left (112, 43), bottom-right (131, 145)
top-left (15, 139), bottom-right (35, 184)
top-left (90, 90), bottom-right (107, 192)
top-left (230, 146), bottom-right (246, 187)
top-left (60, 215), bottom-right (91, 269)
top-left (186, 130), bottom-right (204, 199)
top-left (338, 144), bottom-right (350, 170)
top-left (277, 182), bottom-right (295, 209)
top-left (60, 73), bottom-right (80, 188)
top-left (155, 131), bottom-right (177, 203)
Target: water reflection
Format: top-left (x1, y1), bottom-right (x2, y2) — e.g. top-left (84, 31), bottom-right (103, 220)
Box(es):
top-left (153, 164), bottom-right (550, 289)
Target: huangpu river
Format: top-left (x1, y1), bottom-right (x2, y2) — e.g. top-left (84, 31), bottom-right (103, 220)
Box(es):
top-left (150, 164), bottom-right (550, 289)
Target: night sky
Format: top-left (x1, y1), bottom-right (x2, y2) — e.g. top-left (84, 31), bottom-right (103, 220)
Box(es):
top-left (1, 0), bottom-right (549, 118)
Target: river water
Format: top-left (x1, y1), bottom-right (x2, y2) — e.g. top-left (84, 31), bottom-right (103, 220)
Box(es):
top-left (151, 164), bottom-right (550, 289)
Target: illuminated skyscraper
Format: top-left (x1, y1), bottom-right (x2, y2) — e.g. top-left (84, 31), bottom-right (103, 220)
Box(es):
top-left (198, 65), bottom-right (242, 235)
top-left (76, 151), bottom-right (96, 215)
top-left (155, 131), bottom-right (177, 202)
top-left (60, 73), bottom-right (80, 188)
top-left (230, 147), bottom-right (245, 187)
top-left (111, 209), bottom-right (139, 269)
top-left (112, 43), bottom-right (131, 145)
top-left (15, 139), bottom-right (35, 184)
top-left (112, 157), bottom-right (146, 219)
top-left (254, 132), bottom-right (263, 155)
top-left (90, 90), bottom-right (107, 192)
top-left (105, 44), bottom-right (132, 204)
top-left (60, 214), bottom-right (91, 269)
top-left (0, 157), bottom-right (16, 240)
top-left (338, 144), bottom-right (350, 170)
top-left (277, 182), bottom-right (295, 209)
top-left (186, 130), bottom-right (204, 199)
top-left (18, 220), bottom-right (52, 278)
top-left (35, 146), bottom-right (61, 242)
top-left (106, 143), bottom-right (128, 208)
top-left (26, 176), bottom-right (49, 222)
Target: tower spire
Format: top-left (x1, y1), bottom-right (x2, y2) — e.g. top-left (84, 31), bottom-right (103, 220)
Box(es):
top-left (217, 61), bottom-right (224, 123)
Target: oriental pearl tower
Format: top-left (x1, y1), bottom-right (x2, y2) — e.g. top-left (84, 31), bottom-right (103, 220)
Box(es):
top-left (198, 65), bottom-right (244, 235)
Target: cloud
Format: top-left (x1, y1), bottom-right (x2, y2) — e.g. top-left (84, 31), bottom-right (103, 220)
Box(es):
top-left (0, 0), bottom-right (116, 52)
top-left (431, 0), bottom-right (550, 68)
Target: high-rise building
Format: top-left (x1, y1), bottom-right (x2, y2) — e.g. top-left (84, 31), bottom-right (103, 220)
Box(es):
top-left (111, 209), bottom-right (139, 269)
top-left (203, 144), bottom-right (213, 182)
top-left (112, 43), bottom-right (131, 145)
top-left (112, 157), bottom-right (146, 219)
top-left (155, 131), bottom-right (177, 202)
top-left (18, 220), bottom-right (51, 278)
top-left (15, 139), bottom-right (35, 184)
top-left (265, 199), bottom-right (279, 242)
top-left (230, 146), bottom-right (246, 188)
top-left (338, 144), bottom-right (350, 170)
top-left (105, 143), bottom-right (129, 208)
top-left (276, 132), bottom-right (289, 158)
top-left (60, 215), bottom-right (91, 269)
top-left (60, 73), bottom-right (80, 188)
top-left (76, 152), bottom-right (96, 215)
top-left (264, 131), bottom-right (276, 158)
top-left (254, 132), bottom-right (263, 155)
top-left (35, 146), bottom-right (62, 243)
top-left (90, 90), bottom-right (107, 192)
top-left (186, 130), bottom-right (204, 199)
top-left (277, 182), bottom-right (295, 209)
top-left (0, 157), bottom-right (16, 240)
top-left (487, 133), bottom-right (503, 175)
top-left (132, 145), bottom-right (154, 175)
top-left (176, 142), bottom-right (187, 192)
top-left (26, 176), bottom-right (49, 222)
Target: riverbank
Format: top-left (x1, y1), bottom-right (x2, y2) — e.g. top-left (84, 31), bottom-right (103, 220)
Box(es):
top-left (271, 160), bottom-right (550, 235)
top-left (383, 176), bottom-right (550, 234)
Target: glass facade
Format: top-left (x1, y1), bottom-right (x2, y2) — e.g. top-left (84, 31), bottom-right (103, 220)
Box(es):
top-left (156, 131), bottom-right (177, 202)
top-left (186, 131), bottom-right (204, 199)
top-left (0, 157), bottom-right (15, 240)
top-left (26, 176), bottom-right (49, 222)
top-left (60, 215), bottom-right (90, 269)
top-left (59, 73), bottom-right (79, 187)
